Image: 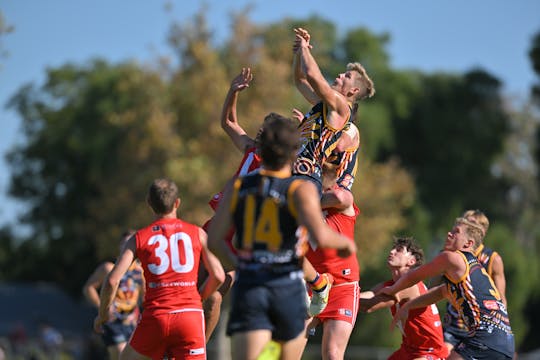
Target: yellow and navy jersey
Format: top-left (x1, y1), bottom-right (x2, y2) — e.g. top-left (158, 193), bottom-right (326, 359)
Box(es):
top-left (444, 244), bottom-right (499, 335)
top-left (443, 251), bottom-right (514, 357)
top-left (229, 169), bottom-right (305, 272)
top-left (475, 244), bottom-right (498, 276)
top-left (293, 102), bottom-right (352, 185)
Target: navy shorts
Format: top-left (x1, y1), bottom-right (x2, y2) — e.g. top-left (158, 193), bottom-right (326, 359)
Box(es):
top-left (443, 330), bottom-right (466, 347)
top-left (101, 319), bottom-right (136, 346)
top-left (227, 270), bottom-right (307, 341)
top-left (454, 338), bottom-right (512, 360)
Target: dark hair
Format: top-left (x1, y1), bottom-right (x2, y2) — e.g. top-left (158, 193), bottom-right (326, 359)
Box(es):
top-left (392, 236), bottom-right (424, 267)
top-left (146, 178), bottom-right (178, 215)
top-left (259, 113), bottom-right (301, 169)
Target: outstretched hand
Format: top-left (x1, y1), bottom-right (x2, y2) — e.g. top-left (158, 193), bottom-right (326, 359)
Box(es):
top-left (293, 27), bottom-right (313, 53)
top-left (291, 108), bottom-right (305, 123)
top-left (230, 67), bottom-right (253, 92)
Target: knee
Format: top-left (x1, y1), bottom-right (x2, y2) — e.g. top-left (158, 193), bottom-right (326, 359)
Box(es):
top-left (323, 344), bottom-right (344, 360)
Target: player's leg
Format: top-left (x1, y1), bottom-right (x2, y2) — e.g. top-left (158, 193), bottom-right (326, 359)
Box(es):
top-left (119, 344), bottom-right (151, 360)
top-left (108, 342), bottom-right (125, 360)
top-left (321, 319), bottom-right (353, 360)
top-left (203, 270), bottom-right (235, 341)
top-left (231, 330), bottom-right (272, 360)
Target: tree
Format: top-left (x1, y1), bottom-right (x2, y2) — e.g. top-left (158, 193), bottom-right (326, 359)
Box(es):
top-left (6, 60), bottom-right (178, 295)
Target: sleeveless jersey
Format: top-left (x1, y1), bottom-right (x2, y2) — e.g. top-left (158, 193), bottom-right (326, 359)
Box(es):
top-left (305, 203), bottom-right (360, 284)
top-left (112, 261), bottom-right (144, 324)
top-left (385, 280), bottom-right (448, 358)
top-left (135, 218), bottom-right (203, 314)
top-left (294, 102), bottom-right (352, 186)
top-left (326, 130), bottom-right (360, 191)
top-left (444, 244), bottom-right (499, 337)
top-left (443, 251), bottom-right (514, 357)
top-left (229, 169), bottom-right (304, 274)
top-left (209, 146), bottom-right (262, 210)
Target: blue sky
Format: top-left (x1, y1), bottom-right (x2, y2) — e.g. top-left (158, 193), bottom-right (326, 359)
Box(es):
top-left (1, 0), bottom-right (539, 227)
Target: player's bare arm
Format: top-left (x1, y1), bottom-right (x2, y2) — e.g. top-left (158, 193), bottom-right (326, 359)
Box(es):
top-left (207, 178), bottom-right (238, 270)
top-left (294, 27), bottom-right (350, 129)
top-left (198, 228), bottom-right (226, 301)
top-left (93, 236), bottom-right (137, 333)
top-left (378, 251), bottom-right (462, 297)
top-left (491, 254), bottom-right (507, 306)
top-left (292, 29), bottom-right (318, 105)
top-left (221, 68), bottom-right (255, 153)
top-left (292, 180), bottom-right (356, 256)
top-left (83, 261), bottom-right (113, 308)
top-left (321, 186), bottom-right (354, 212)
top-left (390, 285), bottom-right (446, 330)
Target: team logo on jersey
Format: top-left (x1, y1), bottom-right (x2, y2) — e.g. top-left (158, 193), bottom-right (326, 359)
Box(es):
top-left (483, 300), bottom-right (500, 311)
top-left (342, 269), bottom-right (351, 276)
top-left (294, 157), bottom-right (315, 176)
top-left (152, 225), bottom-right (161, 232)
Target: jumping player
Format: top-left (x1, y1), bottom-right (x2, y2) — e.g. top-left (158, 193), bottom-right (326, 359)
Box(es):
top-left (207, 114), bottom-right (356, 360)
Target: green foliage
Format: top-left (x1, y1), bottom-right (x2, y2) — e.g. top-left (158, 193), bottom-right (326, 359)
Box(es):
top-left (2, 11), bottom-right (540, 351)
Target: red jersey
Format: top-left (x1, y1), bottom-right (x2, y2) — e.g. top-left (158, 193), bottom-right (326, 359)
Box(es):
top-left (136, 218), bottom-right (203, 315)
top-left (208, 147), bottom-right (262, 210)
top-left (305, 204), bottom-right (360, 284)
top-left (386, 280), bottom-right (448, 359)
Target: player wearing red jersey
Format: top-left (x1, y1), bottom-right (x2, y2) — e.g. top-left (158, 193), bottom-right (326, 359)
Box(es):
top-left (360, 237), bottom-right (448, 360)
top-left (94, 178), bottom-right (225, 360)
top-left (207, 114), bottom-right (357, 360)
top-left (379, 219), bottom-right (514, 360)
top-left (296, 162), bottom-right (360, 359)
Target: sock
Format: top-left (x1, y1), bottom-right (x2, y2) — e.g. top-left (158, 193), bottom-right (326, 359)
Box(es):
top-left (308, 273), bottom-right (327, 293)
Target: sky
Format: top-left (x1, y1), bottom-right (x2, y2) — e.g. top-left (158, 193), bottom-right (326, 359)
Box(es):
top-left (1, 0), bottom-right (539, 228)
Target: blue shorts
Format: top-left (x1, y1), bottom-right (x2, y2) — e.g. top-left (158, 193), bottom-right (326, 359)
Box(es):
top-left (102, 319), bottom-right (136, 346)
top-left (443, 330), bottom-right (466, 347)
top-left (454, 338), bottom-right (512, 360)
top-left (227, 270), bottom-right (307, 341)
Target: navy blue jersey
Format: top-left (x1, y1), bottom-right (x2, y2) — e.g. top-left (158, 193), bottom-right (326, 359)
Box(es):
top-left (229, 169), bottom-right (305, 275)
top-left (443, 251), bottom-right (514, 357)
top-left (293, 102), bottom-right (352, 186)
top-left (444, 244), bottom-right (499, 338)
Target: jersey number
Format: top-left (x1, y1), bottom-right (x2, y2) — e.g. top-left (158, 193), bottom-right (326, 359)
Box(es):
top-left (147, 232), bottom-right (195, 275)
top-left (242, 195), bottom-right (282, 251)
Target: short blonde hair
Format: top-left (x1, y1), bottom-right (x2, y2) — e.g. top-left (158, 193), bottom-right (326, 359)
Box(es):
top-left (347, 62), bottom-right (375, 100)
top-left (462, 209), bottom-right (489, 235)
top-left (455, 217), bottom-right (485, 248)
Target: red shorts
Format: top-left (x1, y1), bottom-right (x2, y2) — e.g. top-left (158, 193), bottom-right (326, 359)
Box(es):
top-left (315, 282), bottom-right (360, 325)
top-left (388, 346), bottom-right (445, 360)
top-left (130, 309), bottom-right (206, 360)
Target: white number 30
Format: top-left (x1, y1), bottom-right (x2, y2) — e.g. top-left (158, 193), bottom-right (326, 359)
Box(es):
top-left (147, 232), bottom-right (195, 275)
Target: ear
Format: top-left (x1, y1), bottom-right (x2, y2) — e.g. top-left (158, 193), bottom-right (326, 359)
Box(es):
top-left (407, 256), bottom-right (416, 267)
top-left (174, 198), bottom-right (181, 209)
top-left (348, 87), bottom-right (360, 98)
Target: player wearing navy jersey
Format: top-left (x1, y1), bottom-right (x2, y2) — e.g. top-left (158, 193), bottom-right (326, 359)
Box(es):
top-left (379, 217), bottom-right (514, 360)
top-left (207, 114), bottom-right (356, 360)
top-left (443, 209), bottom-right (508, 354)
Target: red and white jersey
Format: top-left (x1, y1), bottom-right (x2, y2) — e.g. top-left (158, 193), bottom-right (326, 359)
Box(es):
top-left (208, 147), bottom-right (262, 210)
top-left (387, 280), bottom-right (448, 358)
top-left (306, 203), bottom-right (360, 284)
top-left (136, 218), bottom-right (203, 315)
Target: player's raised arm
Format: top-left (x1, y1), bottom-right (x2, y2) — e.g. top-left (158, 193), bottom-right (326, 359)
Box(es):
top-left (221, 68), bottom-right (255, 153)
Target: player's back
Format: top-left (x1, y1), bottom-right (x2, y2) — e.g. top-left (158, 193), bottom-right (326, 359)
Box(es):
top-left (231, 170), bottom-right (303, 277)
top-left (135, 218), bottom-right (203, 314)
